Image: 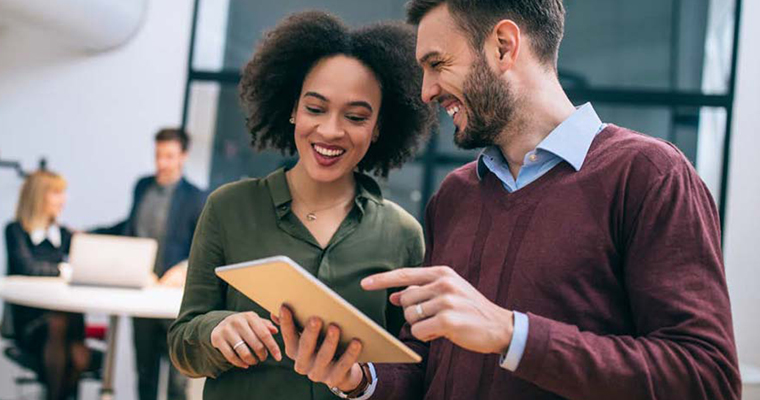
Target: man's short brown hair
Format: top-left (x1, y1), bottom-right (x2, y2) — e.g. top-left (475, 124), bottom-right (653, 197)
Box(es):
top-left (155, 128), bottom-right (190, 152)
top-left (407, 0), bottom-right (566, 69)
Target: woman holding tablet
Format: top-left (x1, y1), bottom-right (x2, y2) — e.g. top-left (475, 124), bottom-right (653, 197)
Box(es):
top-left (168, 11), bottom-right (434, 400)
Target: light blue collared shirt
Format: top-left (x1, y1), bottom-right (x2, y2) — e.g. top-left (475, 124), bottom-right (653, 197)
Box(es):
top-left (477, 102), bottom-right (604, 190)
top-left (477, 103), bottom-right (605, 372)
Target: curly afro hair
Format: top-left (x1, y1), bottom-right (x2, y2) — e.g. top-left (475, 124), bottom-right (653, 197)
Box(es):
top-left (239, 11), bottom-right (436, 177)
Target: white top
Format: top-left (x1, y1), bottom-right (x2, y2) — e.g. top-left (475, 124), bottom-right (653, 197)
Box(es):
top-left (30, 224), bottom-right (62, 247)
top-left (0, 276), bottom-right (182, 319)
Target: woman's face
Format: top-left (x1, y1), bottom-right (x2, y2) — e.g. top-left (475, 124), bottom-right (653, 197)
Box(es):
top-left (292, 55), bottom-right (382, 183)
top-left (44, 187), bottom-right (67, 221)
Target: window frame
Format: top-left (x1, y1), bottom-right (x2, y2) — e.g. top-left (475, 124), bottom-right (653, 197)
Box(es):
top-left (180, 0), bottom-right (744, 234)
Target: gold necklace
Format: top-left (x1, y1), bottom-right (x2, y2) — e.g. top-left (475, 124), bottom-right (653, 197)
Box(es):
top-left (288, 182), bottom-right (354, 222)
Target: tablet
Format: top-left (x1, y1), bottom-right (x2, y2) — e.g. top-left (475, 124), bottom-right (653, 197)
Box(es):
top-left (215, 256), bottom-right (421, 364)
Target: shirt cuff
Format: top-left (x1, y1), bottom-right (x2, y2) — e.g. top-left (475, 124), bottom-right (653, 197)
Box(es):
top-left (354, 363), bottom-right (378, 399)
top-left (331, 363), bottom-right (378, 399)
top-left (499, 311), bottom-right (529, 371)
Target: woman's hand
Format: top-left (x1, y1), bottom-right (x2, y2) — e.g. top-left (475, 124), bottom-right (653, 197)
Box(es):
top-left (210, 312), bottom-right (282, 369)
top-left (277, 306), bottom-right (365, 392)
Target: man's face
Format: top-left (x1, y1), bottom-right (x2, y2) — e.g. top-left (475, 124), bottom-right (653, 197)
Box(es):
top-left (155, 140), bottom-right (186, 185)
top-left (416, 4), bottom-right (516, 149)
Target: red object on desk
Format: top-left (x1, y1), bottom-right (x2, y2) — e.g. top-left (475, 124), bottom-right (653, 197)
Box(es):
top-left (85, 324), bottom-right (107, 341)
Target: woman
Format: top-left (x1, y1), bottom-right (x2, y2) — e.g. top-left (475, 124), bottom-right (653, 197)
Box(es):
top-left (5, 170), bottom-right (90, 400)
top-left (168, 11), bottom-right (434, 400)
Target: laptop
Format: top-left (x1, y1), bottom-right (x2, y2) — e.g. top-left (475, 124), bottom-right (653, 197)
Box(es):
top-left (68, 233), bottom-right (158, 289)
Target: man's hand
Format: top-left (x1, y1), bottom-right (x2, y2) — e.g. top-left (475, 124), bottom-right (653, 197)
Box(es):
top-left (159, 261), bottom-right (188, 287)
top-left (361, 266), bottom-right (514, 355)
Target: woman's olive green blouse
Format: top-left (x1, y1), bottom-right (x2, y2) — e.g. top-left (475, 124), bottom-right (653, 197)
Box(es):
top-left (168, 168), bottom-right (424, 400)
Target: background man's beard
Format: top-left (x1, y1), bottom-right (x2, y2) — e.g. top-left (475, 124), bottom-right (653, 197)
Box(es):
top-left (454, 55), bottom-right (516, 150)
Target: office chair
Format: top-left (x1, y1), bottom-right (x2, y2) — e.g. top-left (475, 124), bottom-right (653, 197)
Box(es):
top-left (1, 303), bottom-right (105, 398)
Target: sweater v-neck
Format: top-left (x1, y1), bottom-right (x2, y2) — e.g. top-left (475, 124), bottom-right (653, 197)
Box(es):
top-left (481, 159), bottom-right (571, 212)
top-left (480, 124), bottom-right (616, 212)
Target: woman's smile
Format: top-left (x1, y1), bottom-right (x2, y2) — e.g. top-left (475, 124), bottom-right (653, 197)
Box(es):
top-left (311, 143), bottom-right (347, 167)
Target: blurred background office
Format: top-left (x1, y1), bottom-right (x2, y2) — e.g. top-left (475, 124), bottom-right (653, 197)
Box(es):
top-left (0, 0), bottom-right (758, 399)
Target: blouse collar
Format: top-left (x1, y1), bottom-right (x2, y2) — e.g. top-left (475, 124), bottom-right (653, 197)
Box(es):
top-left (29, 224), bottom-right (62, 248)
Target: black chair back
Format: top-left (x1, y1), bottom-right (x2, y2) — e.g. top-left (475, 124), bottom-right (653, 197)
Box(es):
top-left (1, 302), bottom-right (15, 339)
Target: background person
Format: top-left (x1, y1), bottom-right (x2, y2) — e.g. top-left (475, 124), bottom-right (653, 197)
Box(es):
top-left (95, 128), bottom-right (207, 400)
top-left (5, 170), bottom-right (90, 400)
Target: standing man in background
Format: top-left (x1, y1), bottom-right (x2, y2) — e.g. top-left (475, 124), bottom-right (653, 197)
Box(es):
top-left (96, 128), bottom-right (206, 400)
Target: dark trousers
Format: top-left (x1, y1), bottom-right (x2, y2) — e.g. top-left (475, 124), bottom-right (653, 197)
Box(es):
top-left (132, 318), bottom-right (187, 400)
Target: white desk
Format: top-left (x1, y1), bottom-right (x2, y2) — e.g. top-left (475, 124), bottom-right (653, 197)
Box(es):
top-left (0, 276), bottom-right (183, 400)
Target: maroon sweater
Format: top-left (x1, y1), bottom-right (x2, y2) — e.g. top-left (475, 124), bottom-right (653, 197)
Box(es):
top-left (374, 125), bottom-right (740, 400)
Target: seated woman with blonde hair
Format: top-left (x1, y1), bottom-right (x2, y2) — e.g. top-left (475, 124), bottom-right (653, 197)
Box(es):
top-left (5, 170), bottom-right (90, 400)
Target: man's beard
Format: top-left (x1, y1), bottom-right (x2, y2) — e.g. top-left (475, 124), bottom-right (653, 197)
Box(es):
top-left (454, 55), bottom-right (516, 150)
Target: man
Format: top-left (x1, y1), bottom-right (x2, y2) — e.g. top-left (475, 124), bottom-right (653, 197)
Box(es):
top-left (96, 128), bottom-right (206, 400)
top-left (277, 1), bottom-right (741, 399)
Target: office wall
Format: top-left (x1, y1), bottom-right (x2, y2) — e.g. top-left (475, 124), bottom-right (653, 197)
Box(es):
top-left (724, 0), bottom-right (760, 389)
top-left (0, 0), bottom-right (206, 236)
top-left (0, 0), bottom-right (199, 398)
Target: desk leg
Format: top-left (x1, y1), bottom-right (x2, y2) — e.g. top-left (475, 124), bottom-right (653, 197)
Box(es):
top-left (100, 315), bottom-right (119, 400)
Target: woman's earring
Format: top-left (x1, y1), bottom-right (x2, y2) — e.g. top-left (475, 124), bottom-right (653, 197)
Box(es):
top-left (289, 117), bottom-right (295, 124)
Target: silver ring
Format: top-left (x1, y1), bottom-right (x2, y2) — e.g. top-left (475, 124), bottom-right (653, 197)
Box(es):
top-left (232, 340), bottom-right (246, 351)
top-left (415, 303), bottom-right (425, 319)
